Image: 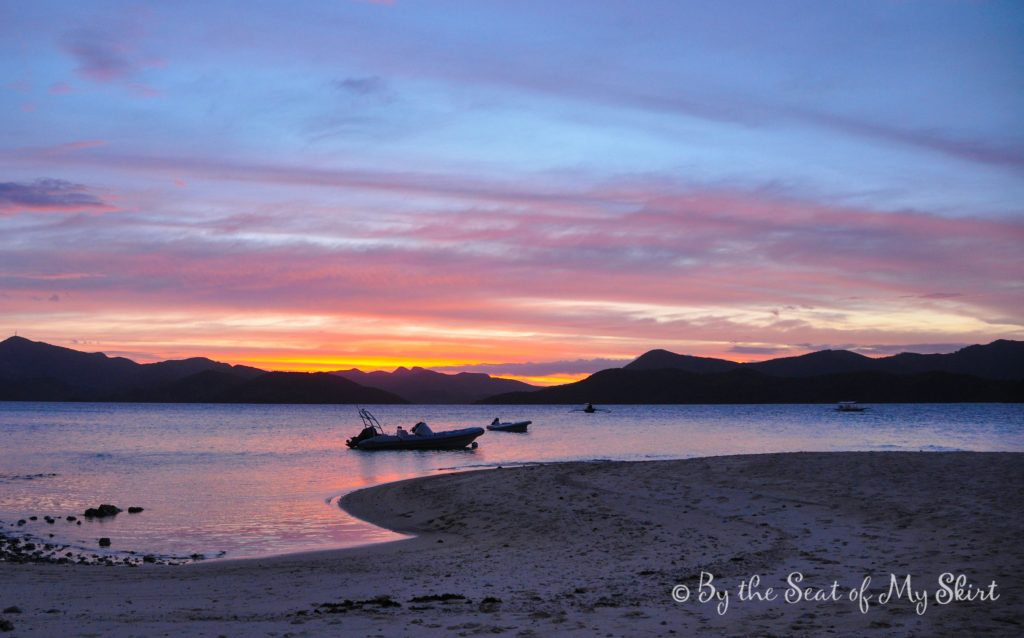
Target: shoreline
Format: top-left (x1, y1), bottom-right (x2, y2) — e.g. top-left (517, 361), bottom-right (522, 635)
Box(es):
top-left (2, 451), bottom-right (1022, 636)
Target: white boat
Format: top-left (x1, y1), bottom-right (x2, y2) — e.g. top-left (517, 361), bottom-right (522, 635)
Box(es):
top-left (346, 409), bottom-right (484, 450)
top-left (487, 418), bottom-right (531, 433)
top-left (836, 401), bottom-right (868, 412)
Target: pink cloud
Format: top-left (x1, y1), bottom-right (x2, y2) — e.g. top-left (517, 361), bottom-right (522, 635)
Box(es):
top-left (0, 159), bottom-right (1019, 364)
top-left (33, 139), bottom-right (109, 157)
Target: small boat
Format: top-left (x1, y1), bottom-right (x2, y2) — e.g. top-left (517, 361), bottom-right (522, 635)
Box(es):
top-left (487, 418), bottom-right (531, 433)
top-left (572, 402), bottom-right (609, 413)
top-left (346, 409), bottom-right (484, 451)
top-left (835, 401), bottom-right (868, 412)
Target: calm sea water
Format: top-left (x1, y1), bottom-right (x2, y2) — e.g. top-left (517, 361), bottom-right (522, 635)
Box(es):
top-left (1, 402), bottom-right (1021, 560)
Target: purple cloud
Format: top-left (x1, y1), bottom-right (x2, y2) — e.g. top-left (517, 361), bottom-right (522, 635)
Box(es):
top-left (334, 76), bottom-right (388, 96)
top-left (729, 345), bottom-right (782, 356)
top-left (0, 179), bottom-right (110, 213)
top-left (58, 25), bottom-right (161, 95)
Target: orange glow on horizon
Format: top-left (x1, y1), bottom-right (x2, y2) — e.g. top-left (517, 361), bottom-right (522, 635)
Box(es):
top-left (498, 373), bottom-right (591, 386)
top-left (232, 356), bottom-right (594, 387)
top-left (242, 355), bottom-right (476, 373)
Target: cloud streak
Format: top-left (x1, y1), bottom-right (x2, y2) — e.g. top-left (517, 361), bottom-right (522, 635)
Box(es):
top-left (1, 2), bottom-right (1020, 377)
top-left (0, 179), bottom-right (113, 214)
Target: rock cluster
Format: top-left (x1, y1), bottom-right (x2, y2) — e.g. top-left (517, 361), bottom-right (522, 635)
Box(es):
top-left (1, 504), bottom-right (207, 568)
top-left (83, 504), bottom-right (122, 518)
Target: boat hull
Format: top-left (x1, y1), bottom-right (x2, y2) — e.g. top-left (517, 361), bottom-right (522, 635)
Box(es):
top-left (352, 427), bottom-right (485, 451)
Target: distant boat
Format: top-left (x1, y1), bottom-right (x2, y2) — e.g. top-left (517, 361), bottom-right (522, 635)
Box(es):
top-left (572, 402), bottom-right (609, 413)
top-left (346, 409), bottom-right (484, 450)
top-left (836, 401), bottom-right (868, 412)
top-left (487, 418), bottom-right (531, 433)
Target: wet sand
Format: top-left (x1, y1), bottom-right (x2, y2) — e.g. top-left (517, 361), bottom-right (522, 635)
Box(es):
top-left (1, 452), bottom-right (1022, 636)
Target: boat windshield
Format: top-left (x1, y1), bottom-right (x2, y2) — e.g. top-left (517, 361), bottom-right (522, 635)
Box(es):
top-left (411, 421), bottom-right (434, 436)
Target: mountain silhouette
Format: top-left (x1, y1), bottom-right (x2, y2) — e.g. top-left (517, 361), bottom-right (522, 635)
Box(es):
top-left (620, 340), bottom-right (1024, 380)
top-left (876, 340), bottom-right (1024, 379)
top-left (3, 336), bottom-right (1021, 404)
top-left (481, 339), bottom-right (1024, 404)
top-left (746, 349), bottom-right (879, 377)
top-left (481, 367), bottom-right (1022, 404)
top-left (623, 349), bottom-right (740, 374)
top-left (333, 366), bottom-right (536, 404)
top-left (0, 337), bottom-right (401, 404)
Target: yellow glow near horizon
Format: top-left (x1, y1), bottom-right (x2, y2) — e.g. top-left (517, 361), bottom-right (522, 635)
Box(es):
top-left (243, 356), bottom-right (476, 373)
top-left (498, 373), bottom-right (591, 386)
top-left (235, 357), bottom-right (593, 386)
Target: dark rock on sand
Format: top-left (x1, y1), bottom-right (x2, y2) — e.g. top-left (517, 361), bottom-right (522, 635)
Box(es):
top-left (84, 504), bottom-right (122, 518)
top-left (16, 520), bottom-right (25, 526)
top-left (98, 538), bottom-right (111, 547)
top-left (0, 618), bottom-right (14, 632)
top-left (1, 606), bottom-right (20, 614)
top-left (409, 593), bottom-right (467, 603)
top-left (66, 516), bottom-right (76, 521)
top-left (127, 507), bottom-right (144, 514)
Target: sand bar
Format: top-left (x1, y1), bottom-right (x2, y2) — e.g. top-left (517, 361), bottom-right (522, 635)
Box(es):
top-left (1, 452), bottom-right (1022, 636)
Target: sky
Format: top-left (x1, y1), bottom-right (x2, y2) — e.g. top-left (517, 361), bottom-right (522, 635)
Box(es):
top-left (1, 1), bottom-right (1022, 385)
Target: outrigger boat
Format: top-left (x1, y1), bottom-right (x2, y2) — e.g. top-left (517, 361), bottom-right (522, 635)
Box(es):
top-left (346, 409), bottom-right (484, 451)
top-left (835, 401), bottom-right (868, 412)
top-left (572, 402), bottom-right (609, 413)
top-left (487, 418), bottom-right (531, 433)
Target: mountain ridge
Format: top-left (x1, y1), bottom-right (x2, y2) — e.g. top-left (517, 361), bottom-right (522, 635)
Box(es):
top-left (0, 337), bottom-right (404, 404)
top-left (624, 340), bottom-right (1024, 380)
top-left (481, 339), bottom-right (1024, 404)
top-left (332, 366), bottom-right (536, 404)
top-left (2, 336), bottom-right (1021, 404)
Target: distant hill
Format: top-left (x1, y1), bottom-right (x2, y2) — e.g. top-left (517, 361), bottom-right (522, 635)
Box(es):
top-left (0, 336), bottom-right (142, 397)
top-left (480, 339), bottom-right (1024, 404)
top-left (215, 372), bottom-right (404, 404)
top-left (619, 340), bottom-right (1024, 380)
top-left (0, 336), bottom-right (263, 401)
top-left (4, 336), bottom-right (1021, 405)
top-left (481, 368), bottom-right (1023, 404)
top-left (332, 366), bottom-right (536, 404)
top-left (875, 340), bottom-right (1024, 380)
top-left (623, 349), bottom-right (740, 374)
top-left (0, 337), bottom-right (403, 404)
top-left (746, 349), bottom-right (879, 377)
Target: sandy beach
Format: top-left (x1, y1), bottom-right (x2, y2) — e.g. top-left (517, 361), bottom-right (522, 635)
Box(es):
top-left (1, 451), bottom-right (1021, 636)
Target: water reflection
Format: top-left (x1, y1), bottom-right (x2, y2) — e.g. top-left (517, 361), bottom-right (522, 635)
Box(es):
top-left (1, 402), bottom-right (1020, 558)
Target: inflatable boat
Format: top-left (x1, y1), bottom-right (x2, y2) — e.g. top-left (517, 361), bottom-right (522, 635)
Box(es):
top-left (486, 418), bottom-right (531, 433)
top-left (346, 409), bottom-right (484, 451)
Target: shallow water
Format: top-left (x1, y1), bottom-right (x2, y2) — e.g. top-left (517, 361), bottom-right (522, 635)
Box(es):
top-left (1, 402), bottom-right (1021, 559)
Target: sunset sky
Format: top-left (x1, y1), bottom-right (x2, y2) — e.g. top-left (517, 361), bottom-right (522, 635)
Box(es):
top-left (1, 1), bottom-right (1022, 384)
